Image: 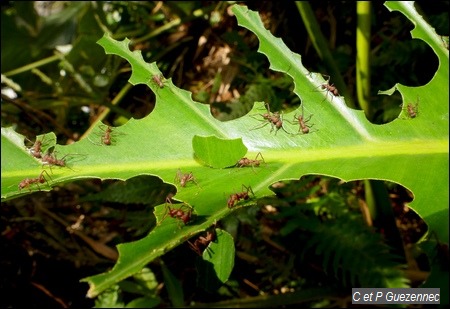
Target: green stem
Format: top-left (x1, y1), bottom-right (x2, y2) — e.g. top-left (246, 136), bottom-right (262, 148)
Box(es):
top-left (3, 54), bottom-right (62, 77)
top-left (365, 180), bottom-right (406, 261)
top-left (295, 1), bottom-right (355, 108)
top-left (356, 1), bottom-right (372, 116)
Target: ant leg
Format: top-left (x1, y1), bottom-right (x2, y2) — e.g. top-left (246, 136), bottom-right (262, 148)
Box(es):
top-left (188, 240), bottom-right (202, 256)
top-left (242, 184), bottom-right (254, 196)
top-left (321, 74), bottom-right (331, 83)
top-left (37, 183), bottom-right (43, 191)
top-left (304, 114), bottom-right (313, 123)
top-left (250, 121), bottom-right (270, 131)
top-left (158, 197), bottom-right (173, 225)
top-left (255, 152), bottom-right (265, 165)
top-left (174, 169), bottom-right (182, 184)
top-left (264, 102), bottom-right (271, 114)
top-left (40, 170), bottom-right (52, 187)
top-left (88, 136), bottom-right (103, 146)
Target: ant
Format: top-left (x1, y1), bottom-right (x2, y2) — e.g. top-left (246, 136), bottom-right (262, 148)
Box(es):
top-left (314, 74), bottom-right (339, 102)
top-left (289, 104), bottom-right (314, 134)
top-left (101, 126), bottom-right (113, 145)
top-left (41, 151), bottom-right (81, 172)
top-left (251, 103), bottom-right (290, 134)
top-left (160, 195), bottom-right (194, 225)
top-left (94, 125), bottom-right (114, 146)
top-left (402, 97), bottom-right (419, 118)
top-left (42, 151), bottom-right (68, 168)
top-left (18, 170), bottom-right (52, 192)
top-left (152, 74), bottom-right (165, 89)
top-left (227, 184), bottom-right (254, 208)
top-left (25, 135), bottom-right (54, 159)
top-left (89, 125), bottom-right (119, 146)
top-left (27, 137), bottom-right (44, 159)
top-left (235, 152), bottom-right (266, 170)
top-left (188, 229), bottom-right (216, 256)
top-left (175, 169), bottom-right (198, 188)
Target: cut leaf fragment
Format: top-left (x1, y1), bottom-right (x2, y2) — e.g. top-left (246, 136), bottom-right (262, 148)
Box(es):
top-left (193, 135), bottom-right (248, 168)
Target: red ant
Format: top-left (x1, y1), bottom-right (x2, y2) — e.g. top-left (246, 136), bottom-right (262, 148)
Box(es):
top-left (160, 195), bottom-right (194, 225)
top-left (175, 169), bottom-right (198, 188)
top-left (235, 152), bottom-right (265, 169)
top-left (89, 125), bottom-right (118, 146)
top-left (26, 136), bottom-right (44, 159)
top-left (41, 151), bottom-right (80, 172)
top-left (227, 185), bottom-right (254, 208)
top-left (251, 103), bottom-right (290, 134)
top-left (102, 126), bottom-right (113, 145)
top-left (18, 170), bottom-right (52, 192)
top-left (289, 104), bottom-right (314, 134)
top-left (402, 97), bottom-right (419, 118)
top-left (406, 103), bottom-right (418, 118)
top-left (42, 151), bottom-right (68, 168)
top-left (188, 228), bottom-right (216, 256)
top-left (314, 74), bottom-right (339, 102)
top-left (26, 135), bottom-right (54, 159)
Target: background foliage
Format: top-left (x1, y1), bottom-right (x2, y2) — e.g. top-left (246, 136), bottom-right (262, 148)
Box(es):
top-left (1, 1), bottom-right (448, 308)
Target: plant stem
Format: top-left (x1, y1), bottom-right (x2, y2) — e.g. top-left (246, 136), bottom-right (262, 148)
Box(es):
top-left (356, 1), bottom-right (372, 116)
top-left (295, 1), bottom-right (355, 108)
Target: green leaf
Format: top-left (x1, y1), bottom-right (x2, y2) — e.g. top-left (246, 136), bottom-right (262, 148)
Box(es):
top-left (2, 2), bottom-right (448, 299)
top-left (161, 261), bottom-right (184, 307)
top-left (196, 229), bottom-right (235, 292)
top-left (94, 285), bottom-right (124, 308)
top-left (230, 3), bottom-right (449, 241)
top-left (125, 297), bottom-right (160, 308)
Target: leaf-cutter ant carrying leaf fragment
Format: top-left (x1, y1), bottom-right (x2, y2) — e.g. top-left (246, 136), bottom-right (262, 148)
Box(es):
top-left (160, 195), bottom-right (195, 226)
top-left (188, 228), bottom-right (216, 256)
top-left (25, 135), bottom-right (54, 159)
